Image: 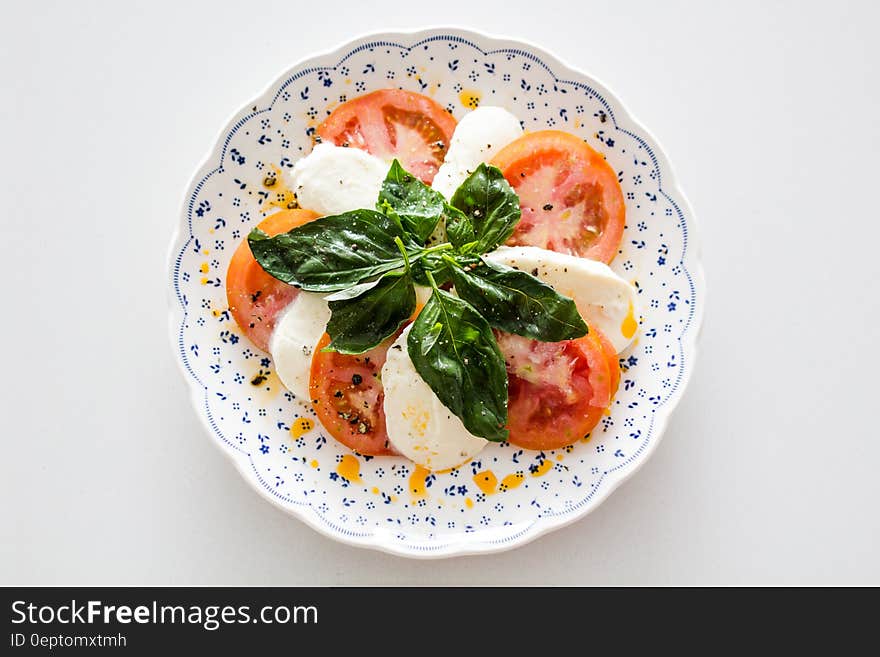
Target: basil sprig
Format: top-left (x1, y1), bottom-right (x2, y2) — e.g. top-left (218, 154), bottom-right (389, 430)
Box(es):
top-left (248, 159), bottom-right (588, 441)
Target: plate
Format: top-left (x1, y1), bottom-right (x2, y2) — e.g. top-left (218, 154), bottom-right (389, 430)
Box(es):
top-left (168, 27), bottom-right (704, 557)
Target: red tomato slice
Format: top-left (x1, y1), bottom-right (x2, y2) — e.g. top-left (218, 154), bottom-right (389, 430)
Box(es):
top-left (317, 89), bottom-right (457, 184)
top-left (491, 130), bottom-right (625, 263)
top-left (594, 328), bottom-right (621, 398)
top-left (309, 332), bottom-right (398, 456)
top-left (498, 330), bottom-right (614, 450)
top-left (226, 209), bottom-right (318, 352)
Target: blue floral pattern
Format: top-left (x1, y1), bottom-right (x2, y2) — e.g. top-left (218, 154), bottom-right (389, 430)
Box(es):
top-left (168, 29), bottom-right (703, 557)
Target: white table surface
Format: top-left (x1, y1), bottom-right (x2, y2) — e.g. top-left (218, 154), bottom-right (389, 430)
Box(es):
top-left (2, 0), bottom-right (878, 585)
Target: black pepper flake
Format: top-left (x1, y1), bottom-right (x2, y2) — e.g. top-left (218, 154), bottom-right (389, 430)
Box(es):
top-left (543, 203), bottom-right (554, 211)
top-left (250, 374), bottom-right (267, 386)
top-left (352, 374), bottom-right (363, 385)
top-left (250, 290), bottom-right (262, 303)
top-left (333, 390), bottom-right (343, 398)
top-left (531, 268), bottom-right (539, 276)
top-left (392, 344), bottom-right (402, 351)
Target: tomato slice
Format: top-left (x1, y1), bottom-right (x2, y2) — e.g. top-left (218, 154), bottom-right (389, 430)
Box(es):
top-left (309, 332), bottom-right (398, 456)
top-left (498, 330), bottom-right (614, 450)
top-left (317, 89), bottom-right (457, 184)
top-left (226, 209), bottom-right (318, 352)
top-left (491, 130), bottom-right (625, 263)
top-left (594, 328), bottom-right (621, 398)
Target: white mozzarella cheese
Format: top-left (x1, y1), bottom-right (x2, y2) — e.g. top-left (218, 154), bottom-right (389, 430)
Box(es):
top-left (430, 106), bottom-right (523, 200)
top-left (382, 326), bottom-right (488, 471)
top-left (288, 143), bottom-right (387, 216)
top-left (269, 292), bottom-right (331, 400)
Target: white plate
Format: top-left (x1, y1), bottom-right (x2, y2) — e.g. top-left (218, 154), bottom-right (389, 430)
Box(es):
top-left (167, 27), bottom-right (704, 557)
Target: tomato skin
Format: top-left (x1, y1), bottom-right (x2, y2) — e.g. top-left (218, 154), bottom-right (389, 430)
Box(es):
top-left (309, 332), bottom-right (397, 456)
top-left (594, 328), bottom-right (621, 398)
top-left (226, 209), bottom-right (318, 352)
top-left (499, 330), bottom-right (614, 451)
top-left (317, 89), bottom-right (457, 184)
top-left (491, 130), bottom-right (625, 264)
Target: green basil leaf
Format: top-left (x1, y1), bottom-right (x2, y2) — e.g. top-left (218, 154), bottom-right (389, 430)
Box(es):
top-left (247, 209), bottom-right (421, 292)
top-left (377, 160), bottom-right (446, 243)
top-left (322, 278), bottom-right (384, 302)
top-left (450, 163), bottom-right (521, 253)
top-left (407, 288), bottom-right (508, 442)
top-left (376, 199), bottom-right (405, 233)
top-left (448, 256), bottom-right (588, 342)
top-left (411, 250), bottom-right (453, 287)
top-left (324, 271), bottom-right (416, 354)
top-left (443, 203), bottom-right (475, 249)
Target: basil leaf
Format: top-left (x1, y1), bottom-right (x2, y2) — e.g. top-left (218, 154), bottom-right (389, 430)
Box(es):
top-left (448, 257), bottom-right (588, 342)
top-left (247, 209), bottom-right (421, 292)
top-left (376, 199), bottom-right (406, 233)
top-left (323, 278), bottom-right (383, 302)
top-left (377, 160), bottom-right (446, 243)
top-left (443, 203), bottom-right (475, 249)
top-left (407, 288), bottom-right (508, 442)
top-left (411, 250), bottom-right (453, 287)
top-left (450, 163), bottom-right (521, 253)
top-left (324, 271), bottom-right (416, 354)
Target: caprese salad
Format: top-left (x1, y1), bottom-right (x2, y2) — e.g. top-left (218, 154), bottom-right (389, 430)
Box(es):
top-left (226, 89), bottom-right (638, 471)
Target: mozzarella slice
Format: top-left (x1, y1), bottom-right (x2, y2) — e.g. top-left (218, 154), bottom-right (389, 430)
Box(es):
top-left (431, 106), bottom-right (523, 200)
top-left (288, 143), bottom-right (387, 216)
top-left (484, 246), bottom-right (639, 353)
top-left (269, 292), bottom-right (331, 400)
top-left (382, 326), bottom-right (488, 470)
